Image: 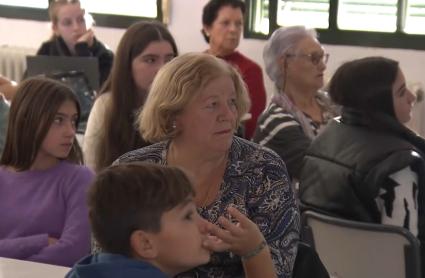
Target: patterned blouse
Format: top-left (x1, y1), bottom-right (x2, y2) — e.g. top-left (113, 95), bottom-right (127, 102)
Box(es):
top-left (115, 136), bottom-right (300, 278)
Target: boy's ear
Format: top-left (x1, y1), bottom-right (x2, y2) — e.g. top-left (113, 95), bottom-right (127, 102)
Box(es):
top-left (130, 230), bottom-right (158, 259)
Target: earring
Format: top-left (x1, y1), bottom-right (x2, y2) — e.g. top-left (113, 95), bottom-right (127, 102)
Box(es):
top-left (172, 121), bottom-right (177, 130)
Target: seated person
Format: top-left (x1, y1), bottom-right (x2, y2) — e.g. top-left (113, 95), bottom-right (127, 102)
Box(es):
top-left (253, 26), bottom-right (338, 182)
top-left (0, 93), bottom-right (9, 155)
top-left (66, 162), bottom-right (277, 278)
top-left (37, 0), bottom-right (113, 87)
top-left (0, 75), bottom-right (18, 101)
top-left (0, 77), bottom-right (94, 266)
top-left (299, 57), bottom-right (424, 266)
top-left (114, 53), bottom-right (299, 277)
top-left (201, 0), bottom-right (266, 139)
top-left (83, 21), bottom-right (177, 172)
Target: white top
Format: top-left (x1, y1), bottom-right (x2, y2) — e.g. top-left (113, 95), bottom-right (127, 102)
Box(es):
top-left (0, 257), bottom-right (70, 278)
top-left (83, 93), bottom-right (111, 171)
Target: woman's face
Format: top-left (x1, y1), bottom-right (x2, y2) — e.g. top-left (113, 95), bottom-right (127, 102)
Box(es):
top-left (174, 75), bottom-right (238, 154)
top-left (52, 3), bottom-right (87, 51)
top-left (284, 36), bottom-right (327, 92)
top-left (131, 40), bottom-right (175, 94)
top-left (392, 69), bottom-right (416, 123)
top-left (204, 5), bottom-right (243, 56)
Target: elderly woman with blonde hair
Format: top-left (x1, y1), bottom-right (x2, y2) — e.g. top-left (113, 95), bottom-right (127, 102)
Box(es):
top-left (253, 26), bottom-right (339, 182)
top-left (115, 53), bottom-right (299, 278)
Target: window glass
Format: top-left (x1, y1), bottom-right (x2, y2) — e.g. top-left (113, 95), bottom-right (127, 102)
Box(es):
top-left (277, 0), bottom-right (329, 29)
top-left (404, 0), bottom-right (425, 34)
top-left (251, 0), bottom-right (269, 34)
top-left (0, 0), bottom-right (47, 8)
top-left (337, 0), bottom-right (398, 32)
top-left (82, 0), bottom-right (157, 18)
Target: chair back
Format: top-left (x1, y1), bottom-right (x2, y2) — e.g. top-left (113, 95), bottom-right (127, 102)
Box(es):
top-left (301, 210), bottom-right (421, 278)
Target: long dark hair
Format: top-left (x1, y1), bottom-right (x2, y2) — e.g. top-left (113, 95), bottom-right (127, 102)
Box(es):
top-left (94, 21), bottom-right (178, 171)
top-left (1, 77), bottom-right (83, 170)
top-left (329, 56), bottom-right (399, 116)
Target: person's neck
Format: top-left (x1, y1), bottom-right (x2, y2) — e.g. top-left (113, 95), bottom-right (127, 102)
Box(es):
top-left (167, 140), bottom-right (228, 182)
top-left (30, 153), bottom-right (60, 171)
top-left (283, 84), bottom-right (318, 110)
top-left (207, 46), bottom-right (234, 58)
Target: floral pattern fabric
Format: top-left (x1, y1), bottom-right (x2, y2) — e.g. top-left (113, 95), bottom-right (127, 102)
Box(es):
top-left (115, 136), bottom-right (300, 278)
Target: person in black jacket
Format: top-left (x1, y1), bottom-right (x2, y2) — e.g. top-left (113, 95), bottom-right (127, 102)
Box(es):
top-left (299, 56), bottom-right (424, 267)
top-left (37, 0), bottom-right (113, 87)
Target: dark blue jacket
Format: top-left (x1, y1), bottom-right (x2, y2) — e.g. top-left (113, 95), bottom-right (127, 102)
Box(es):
top-left (65, 253), bottom-right (169, 278)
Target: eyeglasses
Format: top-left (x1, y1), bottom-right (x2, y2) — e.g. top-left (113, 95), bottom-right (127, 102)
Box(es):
top-left (286, 52), bottom-right (330, 65)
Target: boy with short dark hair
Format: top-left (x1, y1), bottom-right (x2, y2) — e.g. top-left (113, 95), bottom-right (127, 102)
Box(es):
top-left (66, 162), bottom-right (277, 278)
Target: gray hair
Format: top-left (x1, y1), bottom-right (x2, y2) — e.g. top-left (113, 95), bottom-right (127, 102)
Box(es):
top-left (263, 26), bottom-right (318, 90)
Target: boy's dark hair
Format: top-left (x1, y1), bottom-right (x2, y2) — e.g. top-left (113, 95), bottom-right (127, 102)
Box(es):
top-left (328, 56), bottom-right (399, 116)
top-left (1, 77), bottom-right (82, 170)
top-left (201, 0), bottom-right (245, 43)
top-left (88, 162), bottom-right (195, 256)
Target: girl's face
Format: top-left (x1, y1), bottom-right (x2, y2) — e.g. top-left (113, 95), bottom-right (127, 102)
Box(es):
top-left (35, 100), bottom-right (78, 169)
top-left (52, 3), bottom-right (87, 51)
top-left (131, 40), bottom-right (175, 94)
top-left (392, 69), bottom-right (416, 124)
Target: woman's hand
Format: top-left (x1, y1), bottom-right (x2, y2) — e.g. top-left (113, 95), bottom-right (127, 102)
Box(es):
top-left (203, 206), bottom-right (265, 256)
top-left (77, 29), bottom-right (94, 47)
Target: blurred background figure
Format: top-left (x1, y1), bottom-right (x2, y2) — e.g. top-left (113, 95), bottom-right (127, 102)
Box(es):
top-left (253, 26), bottom-right (338, 182)
top-left (202, 0), bottom-right (266, 139)
top-left (0, 75), bottom-right (17, 155)
top-left (37, 0), bottom-right (113, 87)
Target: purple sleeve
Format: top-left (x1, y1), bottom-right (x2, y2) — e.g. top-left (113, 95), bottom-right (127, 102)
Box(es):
top-left (0, 234), bottom-right (48, 259)
top-left (27, 167), bottom-right (94, 266)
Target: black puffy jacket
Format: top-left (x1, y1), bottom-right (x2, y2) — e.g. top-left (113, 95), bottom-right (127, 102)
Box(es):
top-left (299, 108), bottom-right (425, 247)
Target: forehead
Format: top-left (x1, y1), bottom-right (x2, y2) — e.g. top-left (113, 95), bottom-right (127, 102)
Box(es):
top-left (215, 5), bottom-right (243, 20)
top-left (139, 40), bottom-right (174, 56)
top-left (161, 198), bottom-right (193, 220)
top-left (199, 75), bottom-right (235, 96)
top-left (56, 3), bottom-right (84, 18)
top-left (295, 36), bottom-right (323, 53)
top-left (57, 99), bottom-right (78, 114)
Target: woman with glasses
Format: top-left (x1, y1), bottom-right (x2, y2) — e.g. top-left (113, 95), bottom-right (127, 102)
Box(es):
top-left (253, 25), bottom-right (338, 182)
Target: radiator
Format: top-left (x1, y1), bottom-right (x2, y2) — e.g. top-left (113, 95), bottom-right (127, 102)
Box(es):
top-left (0, 45), bottom-right (36, 82)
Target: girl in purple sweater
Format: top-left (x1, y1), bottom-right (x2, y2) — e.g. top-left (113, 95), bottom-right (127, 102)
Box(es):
top-left (0, 77), bottom-right (94, 266)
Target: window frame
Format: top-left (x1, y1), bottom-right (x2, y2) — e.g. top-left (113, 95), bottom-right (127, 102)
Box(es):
top-left (0, 0), bottom-right (163, 28)
top-left (244, 0), bottom-right (425, 50)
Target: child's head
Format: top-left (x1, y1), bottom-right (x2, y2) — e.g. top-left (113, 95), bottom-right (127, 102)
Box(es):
top-left (49, 0), bottom-right (93, 51)
top-left (89, 162), bottom-right (211, 276)
top-left (107, 20), bottom-right (178, 97)
top-left (1, 77), bottom-right (82, 170)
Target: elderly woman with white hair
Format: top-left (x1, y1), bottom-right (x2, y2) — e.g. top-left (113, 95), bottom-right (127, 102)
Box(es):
top-left (253, 26), bottom-right (338, 182)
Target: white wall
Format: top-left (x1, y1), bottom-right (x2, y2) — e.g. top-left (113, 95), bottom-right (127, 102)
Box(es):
top-left (1, 0), bottom-right (424, 134)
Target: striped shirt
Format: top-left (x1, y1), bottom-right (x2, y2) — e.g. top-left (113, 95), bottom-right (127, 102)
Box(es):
top-left (253, 92), bottom-right (338, 180)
